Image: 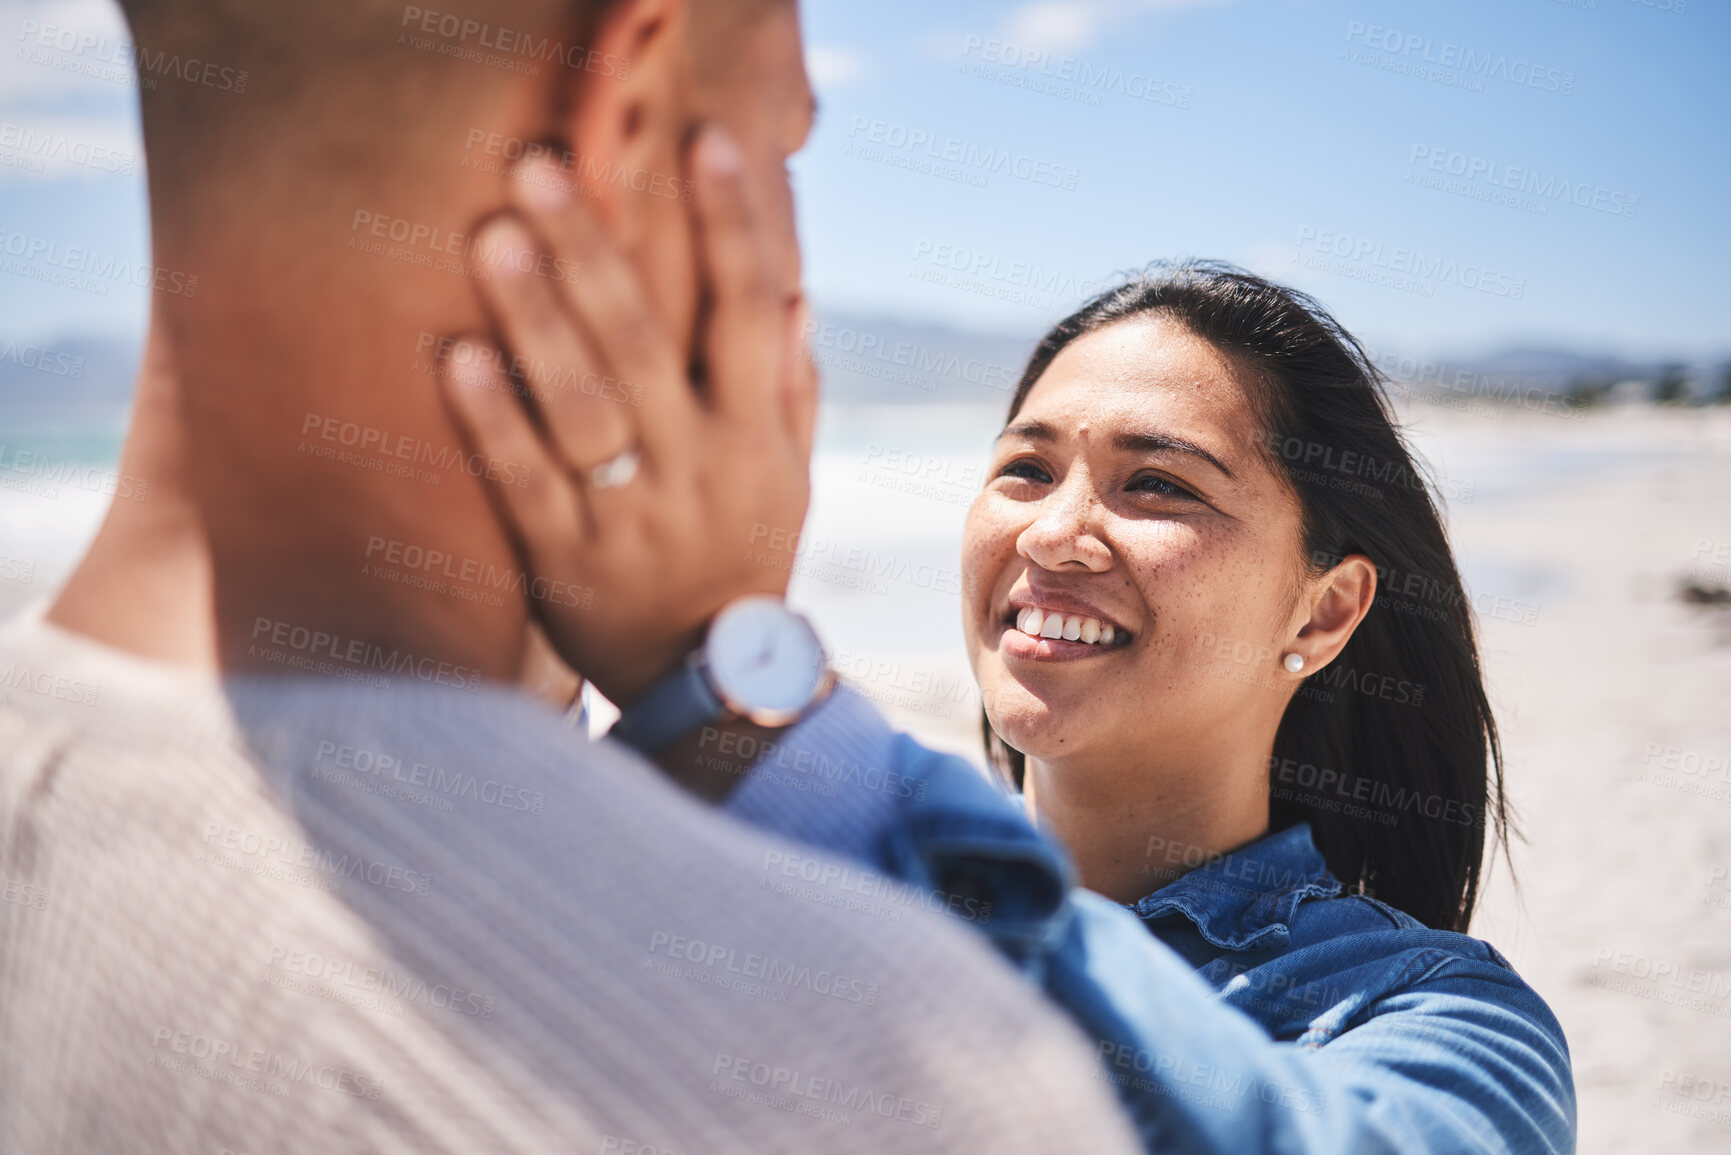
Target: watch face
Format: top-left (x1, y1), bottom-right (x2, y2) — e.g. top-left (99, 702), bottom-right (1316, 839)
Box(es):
top-left (707, 596), bottom-right (827, 720)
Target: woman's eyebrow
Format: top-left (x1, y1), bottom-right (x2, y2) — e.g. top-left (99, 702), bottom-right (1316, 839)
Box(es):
top-left (1113, 431), bottom-right (1234, 479)
top-left (999, 418), bottom-right (1056, 442)
top-left (1000, 419), bottom-right (1233, 479)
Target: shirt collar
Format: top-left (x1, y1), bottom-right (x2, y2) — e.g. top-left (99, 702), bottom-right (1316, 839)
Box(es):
top-left (1128, 822), bottom-right (1340, 952)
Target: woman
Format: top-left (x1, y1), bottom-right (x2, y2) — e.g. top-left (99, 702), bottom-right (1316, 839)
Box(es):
top-left (969, 260), bottom-right (1500, 929)
top-left (945, 261), bottom-right (1575, 1150)
top-left (447, 240), bottom-right (1576, 1151)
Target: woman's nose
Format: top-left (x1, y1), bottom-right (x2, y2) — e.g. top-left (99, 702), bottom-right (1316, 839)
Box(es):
top-left (1015, 480), bottom-right (1111, 573)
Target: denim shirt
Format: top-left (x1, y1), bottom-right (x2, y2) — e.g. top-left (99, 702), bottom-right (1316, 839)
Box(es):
top-left (719, 688), bottom-right (1577, 1155)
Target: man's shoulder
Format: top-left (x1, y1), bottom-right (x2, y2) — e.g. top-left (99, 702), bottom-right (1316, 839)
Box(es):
top-left (0, 663), bottom-right (1139, 1153)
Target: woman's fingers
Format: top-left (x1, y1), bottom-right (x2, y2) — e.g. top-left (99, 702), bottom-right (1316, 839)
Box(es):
top-left (437, 333), bottom-right (592, 549)
top-left (690, 125), bottom-right (787, 432)
top-left (473, 214), bottom-right (635, 478)
top-left (784, 293), bottom-right (819, 463)
top-left (442, 124), bottom-right (818, 702)
top-left (508, 155), bottom-right (696, 466)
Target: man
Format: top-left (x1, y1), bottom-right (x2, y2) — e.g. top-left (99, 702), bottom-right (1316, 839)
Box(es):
top-left (0, 1), bottom-right (1141, 1152)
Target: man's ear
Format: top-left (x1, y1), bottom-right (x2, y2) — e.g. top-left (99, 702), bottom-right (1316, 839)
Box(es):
top-left (560, 0), bottom-right (689, 247)
top-left (1289, 554), bottom-right (1377, 672)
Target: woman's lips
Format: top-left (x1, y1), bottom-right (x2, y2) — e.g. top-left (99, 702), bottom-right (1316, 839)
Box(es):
top-left (1000, 626), bottom-right (1125, 662)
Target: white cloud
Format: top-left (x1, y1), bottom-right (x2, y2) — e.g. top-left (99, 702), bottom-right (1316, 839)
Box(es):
top-left (1003, 2), bottom-right (1114, 56)
top-left (999, 0), bottom-right (1228, 57)
top-left (805, 44), bottom-right (870, 90)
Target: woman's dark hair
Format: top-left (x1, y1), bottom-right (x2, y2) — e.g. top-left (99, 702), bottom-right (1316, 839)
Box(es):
top-left (983, 260), bottom-right (1511, 933)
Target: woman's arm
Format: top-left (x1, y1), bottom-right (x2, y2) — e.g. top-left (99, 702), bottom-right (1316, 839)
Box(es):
top-left (725, 698), bottom-right (1575, 1155)
top-left (1051, 890), bottom-right (1575, 1154)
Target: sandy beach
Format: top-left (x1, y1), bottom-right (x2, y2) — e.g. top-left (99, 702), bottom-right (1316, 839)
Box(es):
top-left (1, 399), bottom-right (1726, 1151)
top-left (1427, 406), bottom-right (1731, 1154)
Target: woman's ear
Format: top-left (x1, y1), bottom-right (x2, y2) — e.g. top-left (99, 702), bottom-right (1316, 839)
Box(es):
top-left (557, 0), bottom-right (689, 247)
top-left (1289, 553), bottom-right (1378, 672)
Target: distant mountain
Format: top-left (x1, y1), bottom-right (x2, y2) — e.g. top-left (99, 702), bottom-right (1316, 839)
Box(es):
top-left (805, 313), bottom-right (1040, 405)
top-left (0, 319), bottom-right (1040, 416)
top-left (0, 334), bottom-right (140, 425)
top-left (1454, 347), bottom-right (1653, 381)
top-left (1361, 342), bottom-right (1730, 409)
top-left (804, 317), bottom-right (1731, 410)
top-left (4, 327), bottom-right (1724, 425)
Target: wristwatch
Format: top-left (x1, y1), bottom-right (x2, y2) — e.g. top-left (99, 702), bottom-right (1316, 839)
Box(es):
top-left (609, 595), bottom-right (835, 755)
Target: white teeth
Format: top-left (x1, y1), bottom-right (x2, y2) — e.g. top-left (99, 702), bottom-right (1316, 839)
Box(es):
top-left (1012, 606), bottom-right (1125, 646)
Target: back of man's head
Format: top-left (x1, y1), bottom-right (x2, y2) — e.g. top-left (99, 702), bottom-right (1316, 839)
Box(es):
top-left (116, 0), bottom-right (789, 240)
top-left (118, 2), bottom-right (587, 231)
top-left (64, 0), bottom-right (807, 678)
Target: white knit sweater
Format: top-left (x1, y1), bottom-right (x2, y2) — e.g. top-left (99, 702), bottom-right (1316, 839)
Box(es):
top-left (0, 607), bottom-right (1137, 1154)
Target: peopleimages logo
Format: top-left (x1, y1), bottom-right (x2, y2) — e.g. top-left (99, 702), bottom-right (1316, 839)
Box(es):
top-left (1343, 21), bottom-right (1575, 96)
top-left (397, 6), bottom-right (630, 78)
top-left (958, 35), bottom-right (1192, 109)
top-left (747, 523), bottom-right (966, 596)
top-left (149, 1026), bottom-right (382, 1099)
top-left (0, 228), bottom-right (199, 297)
top-left (0, 339), bottom-right (85, 379)
top-left (247, 616), bottom-right (483, 691)
top-left (911, 239), bottom-right (1116, 303)
top-left (299, 412), bottom-right (532, 488)
top-left (0, 123), bottom-right (136, 175)
top-left (1406, 145), bottom-right (1639, 220)
top-left (0, 444), bottom-right (150, 503)
top-left (1361, 344), bottom-right (1584, 421)
top-left (709, 1053), bottom-right (943, 1129)
top-left (1294, 226), bottom-right (1527, 299)
top-left (846, 117), bottom-right (1080, 190)
top-left (802, 319), bottom-right (1018, 394)
top-left (15, 19), bottom-right (249, 93)
top-left (348, 210), bottom-right (582, 283)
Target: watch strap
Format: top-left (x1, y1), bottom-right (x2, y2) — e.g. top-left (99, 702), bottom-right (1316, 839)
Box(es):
top-left (609, 652), bottom-right (727, 756)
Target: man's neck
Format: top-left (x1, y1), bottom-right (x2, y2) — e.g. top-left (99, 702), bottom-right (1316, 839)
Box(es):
top-left (49, 310), bottom-right (219, 668)
top-left (49, 298), bottom-right (533, 686)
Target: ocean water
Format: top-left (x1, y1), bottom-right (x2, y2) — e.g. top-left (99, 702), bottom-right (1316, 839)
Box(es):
top-left (0, 399), bottom-right (1703, 754)
top-left (0, 420), bottom-right (129, 617)
top-left (782, 404), bottom-right (1002, 753)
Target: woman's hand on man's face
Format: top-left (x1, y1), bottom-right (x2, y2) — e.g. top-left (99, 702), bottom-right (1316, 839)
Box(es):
top-left (437, 124), bottom-right (818, 706)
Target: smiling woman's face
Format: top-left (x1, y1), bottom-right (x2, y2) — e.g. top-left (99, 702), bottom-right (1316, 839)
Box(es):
top-left (962, 313), bottom-right (1312, 776)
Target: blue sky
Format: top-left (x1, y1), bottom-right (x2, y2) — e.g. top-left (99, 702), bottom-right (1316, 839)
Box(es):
top-left (1, 0), bottom-right (1726, 358)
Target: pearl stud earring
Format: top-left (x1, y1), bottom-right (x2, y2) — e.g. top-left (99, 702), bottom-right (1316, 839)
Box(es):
top-left (1283, 653), bottom-right (1305, 674)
